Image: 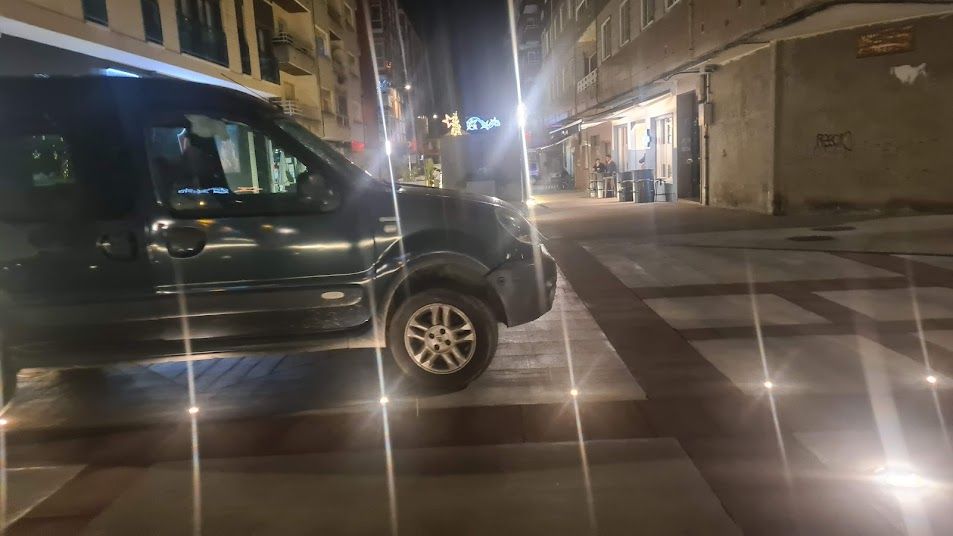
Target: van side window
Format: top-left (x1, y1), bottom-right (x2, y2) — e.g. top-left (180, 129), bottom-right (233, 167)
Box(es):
top-left (0, 101), bottom-right (137, 223)
top-left (0, 131), bottom-right (79, 222)
top-left (146, 114), bottom-right (317, 216)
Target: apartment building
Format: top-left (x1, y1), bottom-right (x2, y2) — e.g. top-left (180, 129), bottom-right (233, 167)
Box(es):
top-left (517, 0), bottom-right (545, 155)
top-left (0, 0), bottom-right (366, 160)
top-left (359, 0), bottom-right (433, 179)
top-left (531, 0), bottom-right (953, 213)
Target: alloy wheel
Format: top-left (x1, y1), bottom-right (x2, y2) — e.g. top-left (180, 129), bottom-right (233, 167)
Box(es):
top-left (403, 303), bottom-right (477, 374)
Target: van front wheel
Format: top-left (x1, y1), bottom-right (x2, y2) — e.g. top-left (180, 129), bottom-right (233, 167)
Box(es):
top-left (388, 289), bottom-right (498, 390)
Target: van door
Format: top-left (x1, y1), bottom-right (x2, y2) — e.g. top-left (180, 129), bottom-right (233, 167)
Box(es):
top-left (0, 82), bottom-right (155, 363)
top-left (141, 110), bottom-right (375, 343)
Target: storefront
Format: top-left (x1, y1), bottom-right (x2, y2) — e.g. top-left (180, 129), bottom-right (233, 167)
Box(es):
top-left (607, 92), bottom-right (678, 202)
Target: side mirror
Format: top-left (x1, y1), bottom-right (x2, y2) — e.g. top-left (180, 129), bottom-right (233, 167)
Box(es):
top-left (296, 172), bottom-right (341, 213)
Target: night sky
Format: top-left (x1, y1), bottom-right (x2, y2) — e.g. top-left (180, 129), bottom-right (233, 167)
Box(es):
top-left (401, 0), bottom-right (518, 118)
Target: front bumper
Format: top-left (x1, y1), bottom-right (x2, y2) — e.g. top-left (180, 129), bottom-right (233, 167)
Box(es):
top-left (486, 245), bottom-right (558, 327)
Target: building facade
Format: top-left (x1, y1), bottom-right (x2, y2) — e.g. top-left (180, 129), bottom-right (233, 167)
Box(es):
top-left (517, 0), bottom-right (545, 170)
top-left (359, 0), bottom-right (434, 180)
top-left (529, 0), bottom-right (953, 213)
top-left (0, 0), bottom-right (367, 161)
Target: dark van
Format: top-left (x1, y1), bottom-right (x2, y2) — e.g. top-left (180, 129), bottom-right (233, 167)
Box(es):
top-left (0, 77), bottom-right (556, 406)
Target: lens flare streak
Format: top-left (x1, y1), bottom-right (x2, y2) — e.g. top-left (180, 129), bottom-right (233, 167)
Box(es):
top-left (558, 305), bottom-right (597, 533)
top-left (0, 424), bottom-right (6, 532)
top-left (904, 261), bottom-right (952, 453)
top-left (173, 263), bottom-right (203, 536)
top-left (744, 258), bottom-right (791, 481)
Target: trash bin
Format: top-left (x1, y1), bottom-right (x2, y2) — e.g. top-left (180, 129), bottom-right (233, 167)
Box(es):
top-left (617, 180), bottom-right (634, 202)
top-left (635, 179), bottom-right (655, 203)
top-left (655, 181), bottom-right (674, 202)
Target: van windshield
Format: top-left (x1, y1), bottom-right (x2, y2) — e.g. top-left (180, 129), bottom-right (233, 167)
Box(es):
top-left (275, 118), bottom-right (377, 183)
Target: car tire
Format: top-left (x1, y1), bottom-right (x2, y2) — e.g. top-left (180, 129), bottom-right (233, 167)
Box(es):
top-left (388, 288), bottom-right (498, 390)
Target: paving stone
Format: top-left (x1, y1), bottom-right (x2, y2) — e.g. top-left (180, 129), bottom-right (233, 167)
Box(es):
top-left (645, 294), bottom-right (827, 329)
top-left (83, 440), bottom-right (740, 536)
top-left (582, 242), bottom-right (895, 288)
top-left (691, 334), bottom-right (951, 396)
top-left (816, 287), bottom-right (953, 322)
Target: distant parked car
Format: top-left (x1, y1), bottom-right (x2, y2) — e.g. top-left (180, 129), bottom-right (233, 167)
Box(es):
top-left (0, 77), bottom-right (557, 406)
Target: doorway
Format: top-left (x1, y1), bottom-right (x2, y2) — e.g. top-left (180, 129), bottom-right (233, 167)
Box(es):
top-left (676, 91), bottom-right (701, 201)
top-left (655, 115), bottom-right (674, 180)
top-left (654, 115), bottom-right (674, 202)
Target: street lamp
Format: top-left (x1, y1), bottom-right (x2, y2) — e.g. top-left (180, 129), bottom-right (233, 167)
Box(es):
top-left (404, 83), bottom-right (412, 91)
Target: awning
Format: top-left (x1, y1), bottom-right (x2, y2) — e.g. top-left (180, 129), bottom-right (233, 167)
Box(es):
top-left (532, 134), bottom-right (574, 151)
top-left (545, 86), bottom-right (672, 136)
top-left (531, 120), bottom-right (582, 150)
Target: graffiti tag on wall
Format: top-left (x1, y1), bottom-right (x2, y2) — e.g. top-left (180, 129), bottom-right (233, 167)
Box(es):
top-left (815, 131), bottom-right (854, 153)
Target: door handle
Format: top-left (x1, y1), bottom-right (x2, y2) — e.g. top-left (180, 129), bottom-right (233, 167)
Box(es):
top-left (96, 231), bottom-right (138, 261)
top-left (164, 227), bottom-right (207, 258)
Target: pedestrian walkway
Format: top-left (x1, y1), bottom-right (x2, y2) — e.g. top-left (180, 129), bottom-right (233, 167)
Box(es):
top-left (81, 440), bottom-right (740, 535)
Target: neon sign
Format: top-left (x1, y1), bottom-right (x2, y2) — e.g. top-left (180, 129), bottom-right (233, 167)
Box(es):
top-left (442, 112), bottom-right (464, 137)
top-left (465, 116), bottom-right (502, 132)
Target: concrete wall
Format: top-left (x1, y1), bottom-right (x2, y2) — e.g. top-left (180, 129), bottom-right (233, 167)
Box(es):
top-left (775, 15), bottom-right (953, 211)
top-left (707, 45), bottom-right (776, 213)
top-left (692, 0), bottom-right (820, 58)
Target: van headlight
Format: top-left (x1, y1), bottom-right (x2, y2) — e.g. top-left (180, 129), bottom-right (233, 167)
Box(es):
top-left (495, 207), bottom-right (534, 244)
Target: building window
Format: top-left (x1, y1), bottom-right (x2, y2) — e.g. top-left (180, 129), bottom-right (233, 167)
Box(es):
top-left (642, 0), bottom-right (655, 28)
top-left (252, 0), bottom-right (279, 82)
top-left (343, 3), bottom-right (356, 29)
top-left (176, 0), bottom-right (228, 66)
top-left (82, 0), bottom-right (108, 25)
top-left (584, 51), bottom-right (597, 74)
top-left (542, 29), bottom-right (549, 55)
top-left (234, 0), bottom-right (251, 74)
top-left (664, 0), bottom-right (680, 10)
top-left (600, 17), bottom-right (612, 61)
top-left (575, 0), bottom-right (587, 20)
top-left (321, 88), bottom-right (333, 113)
top-left (620, 1), bottom-right (631, 45)
top-left (141, 0), bottom-right (163, 44)
top-left (315, 27), bottom-right (330, 57)
top-left (370, 3), bottom-right (383, 29)
top-left (337, 95), bottom-right (348, 116)
top-left (145, 115), bottom-right (316, 215)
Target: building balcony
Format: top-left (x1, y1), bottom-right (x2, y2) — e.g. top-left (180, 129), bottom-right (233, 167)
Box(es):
top-left (272, 98), bottom-right (321, 122)
top-left (271, 0), bottom-right (308, 13)
top-left (177, 16), bottom-right (228, 66)
top-left (577, 69), bottom-right (598, 93)
top-left (273, 33), bottom-right (315, 76)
